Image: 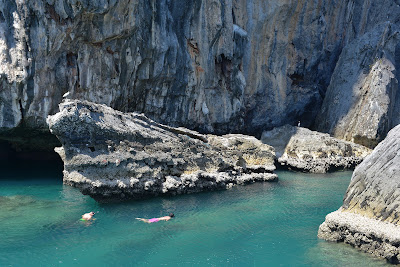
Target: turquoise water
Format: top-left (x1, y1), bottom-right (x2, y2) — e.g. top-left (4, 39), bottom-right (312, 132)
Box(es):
top-left (0, 164), bottom-right (389, 266)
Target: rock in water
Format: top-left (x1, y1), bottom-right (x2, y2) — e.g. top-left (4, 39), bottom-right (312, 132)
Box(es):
top-left (261, 125), bottom-right (371, 173)
top-left (318, 124), bottom-right (400, 263)
top-left (47, 100), bottom-right (277, 202)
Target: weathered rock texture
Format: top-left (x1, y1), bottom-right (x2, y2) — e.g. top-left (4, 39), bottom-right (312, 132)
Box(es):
top-left (2, 0), bottom-right (400, 149)
top-left (0, 0), bottom-right (249, 149)
top-left (232, 0), bottom-right (352, 133)
top-left (47, 100), bottom-right (277, 202)
top-left (261, 125), bottom-right (371, 173)
top-left (318, 124), bottom-right (400, 263)
top-left (319, 209), bottom-right (400, 264)
top-left (316, 23), bottom-right (400, 148)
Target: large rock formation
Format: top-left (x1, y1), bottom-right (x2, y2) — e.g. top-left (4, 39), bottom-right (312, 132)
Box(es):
top-left (318, 124), bottom-right (400, 263)
top-left (47, 100), bottom-right (277, 202)
top-left (232, 0), bottom-right (353, 133)
top-left (261, 125), bottom-right (371, 173)
top-left (315, 23), bottom-right (400, 148)
top-left (2, 0), bottom-right (400, 150)
top-left (0, 0), bottom-right (247, 148)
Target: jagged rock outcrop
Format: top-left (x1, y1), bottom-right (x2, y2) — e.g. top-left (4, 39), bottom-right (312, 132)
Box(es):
top-left (46, 100), bottom-right (277, 202)
top-left (2, 0), bottom-right (400, 150)
top-left (315, 23), bottom-right (400, 148)
top-left (261, 125), bottom-right (371, 173)
top-left (318, 124), bottom-right (400, 263)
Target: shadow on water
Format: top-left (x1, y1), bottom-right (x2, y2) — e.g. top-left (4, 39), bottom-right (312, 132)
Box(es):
top-left (0, 140), bottom-right (64, 181)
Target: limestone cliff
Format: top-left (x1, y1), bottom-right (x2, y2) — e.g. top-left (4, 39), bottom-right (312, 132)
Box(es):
top-left (2, 1), bottom-right (400, 149)
top-left (316, 23), bottom-right (400, 148)
top-left (47, 100), bottom-right (277, 202)
top-left (318, 124), bottom-right (400, 263)
top-left (0, 0), bottom-right (248, 149)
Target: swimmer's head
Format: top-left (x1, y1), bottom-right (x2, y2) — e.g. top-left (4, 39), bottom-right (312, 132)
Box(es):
top-left (169, 213), bottom-right (175, 218)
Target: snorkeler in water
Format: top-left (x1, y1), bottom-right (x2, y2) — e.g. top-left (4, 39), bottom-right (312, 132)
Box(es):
top-left (81, 211), bottom-right (95, 221)
top-left (136, 213), bottom-right (174, 223)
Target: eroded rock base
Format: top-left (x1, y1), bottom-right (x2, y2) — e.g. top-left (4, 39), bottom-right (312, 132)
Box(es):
top-left (65, 171), bottom-right (277, 203)
top-left (318, 210), bottom-right (400, 264)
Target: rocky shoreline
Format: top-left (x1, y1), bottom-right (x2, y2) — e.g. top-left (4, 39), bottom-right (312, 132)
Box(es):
top-left (318, 209), bottom-right (400, 263)
top-left (47, 100), bottom-right (277, 202)
top-left (318, 124), bottom-right (400, 264)
top-left (46, 99), bottom-right (400, 263)
top-left (1, 1), bottom-right (400, 264)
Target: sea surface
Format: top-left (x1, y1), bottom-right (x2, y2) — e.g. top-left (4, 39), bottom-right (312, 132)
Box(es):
top-left (0, 161), bottom-right (389, 266)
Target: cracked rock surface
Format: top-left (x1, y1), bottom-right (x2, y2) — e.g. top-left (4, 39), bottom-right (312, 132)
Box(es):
top-left (47, 100), bottom-right (277, 202)
top-left (318, 209), bottom-right (400, 264)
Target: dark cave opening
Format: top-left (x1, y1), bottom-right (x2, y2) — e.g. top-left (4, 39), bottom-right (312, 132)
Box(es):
top-left (0, 140), bottom-right (64, 180)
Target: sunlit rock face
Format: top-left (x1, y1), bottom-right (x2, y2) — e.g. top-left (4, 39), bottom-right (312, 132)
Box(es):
top-left (318, 124), bottom-right (400, 263)
top-left (315, 23), bottom-right (400, 148)
top-left (342, 124), bottom-right (400, 224)
top-left (1, 0), bottom-right (400, 149)
top-left (0, 0), bottom-right (248, 147)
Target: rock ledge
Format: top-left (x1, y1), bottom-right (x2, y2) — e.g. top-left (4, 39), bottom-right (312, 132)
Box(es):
top-left (318, 209), bottom-right (400, 263)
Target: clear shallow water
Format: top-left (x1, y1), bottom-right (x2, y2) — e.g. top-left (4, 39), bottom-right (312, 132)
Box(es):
top-left (0, 165), bottom-right (390, 266)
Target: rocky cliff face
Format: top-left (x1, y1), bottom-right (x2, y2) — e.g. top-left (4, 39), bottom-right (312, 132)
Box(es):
top-left (315, 22), bottom-right (400, 148)
top-left (1, 0), bottom-right (400, 149)
top-left (47, 100), bottom-right (277, 202)
top-left (318, 124), bottom-right (400, 263)
top-left (232, 0), bottom-right (352, 132)
top-left (0, 0), bottom-right (248, 149)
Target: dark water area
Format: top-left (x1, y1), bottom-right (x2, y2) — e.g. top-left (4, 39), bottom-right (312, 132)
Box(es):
top-left (0, 153), bottom-right (390, 266)
top-left (0, 140), bottom-right (64, 176)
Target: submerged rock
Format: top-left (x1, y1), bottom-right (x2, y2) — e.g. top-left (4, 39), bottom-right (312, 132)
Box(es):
top-left (318, 124), bottom-right (400, 263)
top-left (47, 100), bottom-right (277, 202)
top-left (261, 125), bottom-right (371, 173)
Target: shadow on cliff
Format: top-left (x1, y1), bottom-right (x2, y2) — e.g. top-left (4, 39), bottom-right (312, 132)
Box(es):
top-left (260, 124), bottom-right (298, 171)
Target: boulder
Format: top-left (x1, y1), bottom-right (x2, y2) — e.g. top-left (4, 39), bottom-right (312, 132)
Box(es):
top-left (47, 100), bottom-right (277, 202)
top-left (261, 125), bottom-right (371, 173)
top-left (318, 124), bottom-right (400, 263)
